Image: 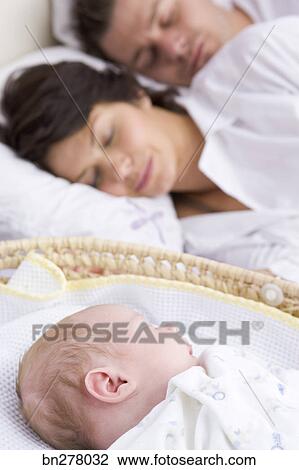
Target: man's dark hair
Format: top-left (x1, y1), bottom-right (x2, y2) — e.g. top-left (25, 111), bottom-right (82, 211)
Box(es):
top-left (73, 0), bottom-right (115, 59)
top-left (0, 62), bottom-right (184, 167)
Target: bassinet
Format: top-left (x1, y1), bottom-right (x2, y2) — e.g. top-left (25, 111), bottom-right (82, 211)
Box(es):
top-left (1, 236), bottom-right (299, 450)
top-left (0, 237), bottom-right (299, 317)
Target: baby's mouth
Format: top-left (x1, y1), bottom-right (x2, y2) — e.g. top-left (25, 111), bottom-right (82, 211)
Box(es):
top-left (182, 336), bottom-right (194, 356)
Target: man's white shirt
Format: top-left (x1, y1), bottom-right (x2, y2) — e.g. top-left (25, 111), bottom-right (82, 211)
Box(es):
top-left (178, 17), bottom-right (299, 211)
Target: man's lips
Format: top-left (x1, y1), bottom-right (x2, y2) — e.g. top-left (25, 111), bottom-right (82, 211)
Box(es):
top-left (135, 158), bottom-right (153, 192)
top-left (190, 40), bottom-right (204, 75)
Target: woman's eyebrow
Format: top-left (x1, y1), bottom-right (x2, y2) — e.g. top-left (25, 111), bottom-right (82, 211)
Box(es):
top-left (131, 0), bottom-right (159, 67)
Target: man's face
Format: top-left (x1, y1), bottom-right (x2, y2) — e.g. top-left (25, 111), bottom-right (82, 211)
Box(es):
top-left (100, 0), bottom-right (231, 85)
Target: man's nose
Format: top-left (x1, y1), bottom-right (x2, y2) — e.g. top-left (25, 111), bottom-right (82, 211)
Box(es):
top-left (154, 30), bottom-right (189, 61)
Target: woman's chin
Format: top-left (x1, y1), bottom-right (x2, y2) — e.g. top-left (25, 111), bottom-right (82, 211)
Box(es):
top-left (150, 173), bottom-right (176, 197)
top-left (144, 182), bottom-right (174, 198)
top-left (136, 165), bottom-right (176, 197)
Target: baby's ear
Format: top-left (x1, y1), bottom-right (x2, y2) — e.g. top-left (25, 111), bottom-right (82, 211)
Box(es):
top-left (85, 368), bottom-right (136, 403)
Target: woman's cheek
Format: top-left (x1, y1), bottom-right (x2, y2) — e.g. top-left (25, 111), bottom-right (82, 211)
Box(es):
top-left (99, 180), bottom-right (129, 197)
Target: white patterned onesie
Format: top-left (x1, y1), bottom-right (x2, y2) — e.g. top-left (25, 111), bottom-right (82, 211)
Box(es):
top-left (111, 346), bottom-right (299, 450)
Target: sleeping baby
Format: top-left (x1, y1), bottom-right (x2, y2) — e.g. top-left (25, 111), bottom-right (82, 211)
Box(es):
top-left (17, 305), bottom-right (299, 450)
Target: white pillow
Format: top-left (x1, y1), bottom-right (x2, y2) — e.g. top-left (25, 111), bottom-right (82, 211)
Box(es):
top-left (51, 0), bottom-right (82, 50)
top-left (0, 48), bottom-right (183, 249)
top-left (0, 46), bottom-right (108, 97)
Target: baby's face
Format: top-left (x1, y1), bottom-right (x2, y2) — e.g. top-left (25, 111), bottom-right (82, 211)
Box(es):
top-left (73, 305), bottom-right (199, 385)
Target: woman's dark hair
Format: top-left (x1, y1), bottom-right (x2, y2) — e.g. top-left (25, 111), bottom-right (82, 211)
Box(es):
top-left (0, 61), bottom-right (184, 166)
top-left (73, 0), bottom-right (116, 59)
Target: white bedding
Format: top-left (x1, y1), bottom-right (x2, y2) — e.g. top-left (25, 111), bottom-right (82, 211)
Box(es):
top-left (0, 143), bottom-right (182, 249)
top-left (181, 210), bottom-right (299, 283)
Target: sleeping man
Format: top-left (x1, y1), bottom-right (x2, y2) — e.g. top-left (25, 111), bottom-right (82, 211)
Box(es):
top-left (73, 0), bottom-right (299, 85)
top-left (17, 304), bottom-right (299, 450)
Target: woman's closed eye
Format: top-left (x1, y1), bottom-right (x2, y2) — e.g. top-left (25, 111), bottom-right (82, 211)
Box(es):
top-left (102, 127), bottom-right (115, 148)
top-left (92, 124), bottom-right (115, 150)
top-left (90, 166), bottom-right (102, 189)
top-left (89, 112), bottom-right (115, 152)
top-left (77, 166), bottom-right (102, 189)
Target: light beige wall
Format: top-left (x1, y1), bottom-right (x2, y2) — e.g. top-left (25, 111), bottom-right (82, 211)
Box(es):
top-left (0, 0), bottom-right (55, 67)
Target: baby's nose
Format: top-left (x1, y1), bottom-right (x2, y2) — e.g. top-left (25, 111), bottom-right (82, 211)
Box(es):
top-left (161, 325), bottom-right (181, 334)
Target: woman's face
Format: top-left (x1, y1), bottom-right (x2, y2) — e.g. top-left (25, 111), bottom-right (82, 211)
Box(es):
top-left (46, 98), bottom-right (179, 197)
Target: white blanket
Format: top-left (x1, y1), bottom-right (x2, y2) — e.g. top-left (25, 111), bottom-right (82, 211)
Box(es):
top-left (111, 346), bottom-right (299, 450)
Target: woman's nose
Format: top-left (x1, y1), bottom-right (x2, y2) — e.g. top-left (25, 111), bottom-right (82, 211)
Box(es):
top-left (118, 155), bottom-right (133, 180)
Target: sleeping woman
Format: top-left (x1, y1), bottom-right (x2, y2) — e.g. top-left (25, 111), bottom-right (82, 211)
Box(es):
top-left (0, 61), bottom-right (246, 216)
top-left (1, 16), bottom-right (299, 214)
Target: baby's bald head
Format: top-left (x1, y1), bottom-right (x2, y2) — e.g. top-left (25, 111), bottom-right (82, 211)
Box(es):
top-left (17, 305), bottom-right (199, 449)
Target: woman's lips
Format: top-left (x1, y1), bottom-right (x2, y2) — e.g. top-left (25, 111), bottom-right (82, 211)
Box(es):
top-left (135, 158), bottom-right (153, 192)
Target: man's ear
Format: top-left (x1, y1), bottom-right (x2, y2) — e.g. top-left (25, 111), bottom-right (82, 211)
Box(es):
top-left (85, 368), bottom-right (136, 404)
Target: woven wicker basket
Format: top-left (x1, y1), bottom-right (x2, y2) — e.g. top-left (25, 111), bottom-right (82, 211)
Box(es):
top-left (1, 237), bottom-right (299, 317)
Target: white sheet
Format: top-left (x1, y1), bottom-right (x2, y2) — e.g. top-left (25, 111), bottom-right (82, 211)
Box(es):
top-left (181, 210), bottom-right (299, 283)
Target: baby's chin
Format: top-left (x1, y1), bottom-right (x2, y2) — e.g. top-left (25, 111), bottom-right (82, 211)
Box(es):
top-left (173, 352), bottom-right (202, 377)
top-left (185, 342), bottom-right (202, 367)
top-left (189, 353), bottom-right (202, 368)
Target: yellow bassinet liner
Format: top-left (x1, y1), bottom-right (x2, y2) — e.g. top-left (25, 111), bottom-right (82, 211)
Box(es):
top-left (0, 237), bottom-right (299, 317)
